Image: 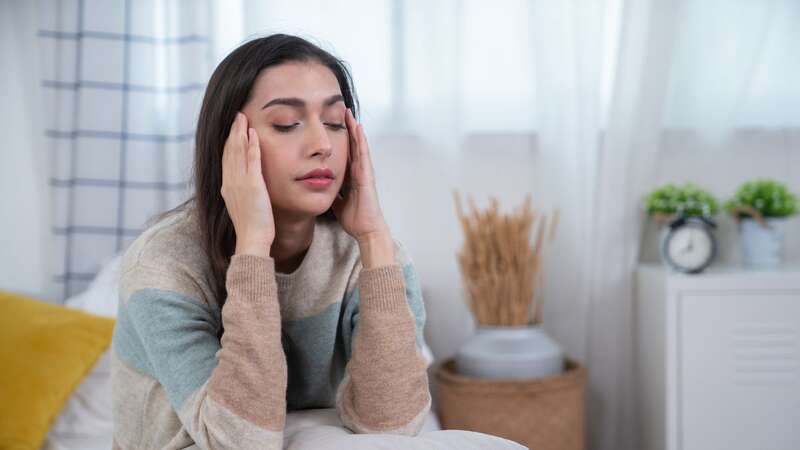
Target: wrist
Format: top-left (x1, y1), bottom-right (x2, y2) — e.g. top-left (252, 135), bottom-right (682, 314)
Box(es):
top-left (358, 231), bottom-right (395, 269)
top-left (235, 239), bottom-right (272, 259)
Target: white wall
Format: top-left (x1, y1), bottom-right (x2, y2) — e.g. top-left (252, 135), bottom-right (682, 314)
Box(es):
top-left (372, 132), bottom-right (800, 362)
top-left (640, 131), bottom-right (800, 266)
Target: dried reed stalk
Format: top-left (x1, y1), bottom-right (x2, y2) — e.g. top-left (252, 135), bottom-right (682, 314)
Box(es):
top-left (453, 190), bottom-right (558, 326)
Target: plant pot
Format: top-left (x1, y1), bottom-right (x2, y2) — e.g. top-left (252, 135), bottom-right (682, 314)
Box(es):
top-left (455, 325), bottom-right (564, 380)
top-left (436, 358), bottom-right (587, 450)
top-left (738, 217), bottom-right (787, 268)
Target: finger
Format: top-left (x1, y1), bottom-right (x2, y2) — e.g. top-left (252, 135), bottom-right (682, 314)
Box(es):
top-left (247, 127), bottom-right (262, 176)
top-left (231, 114), bottom-right (248, 179)
top-left (357, 123), bottom-right (376, 178)
top-left (239, 112), bottom-right (249, 149)
top-left (222, 113), bottom-right (242, 163)
top-left (357, 123), bottom-right (368, 160)
top-left (222, 113), bottom-right (245, 190)
top-left (224, 112), bottom-right (242, 148)
top-left (345, 108), bottom-right (359, 164)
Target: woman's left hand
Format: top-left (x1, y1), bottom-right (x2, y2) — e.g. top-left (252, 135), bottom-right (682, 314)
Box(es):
top-left (332, 109), bottom-right (392, 245)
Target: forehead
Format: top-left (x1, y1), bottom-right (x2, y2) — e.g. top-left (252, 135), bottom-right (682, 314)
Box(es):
top-left (250, 61), bottom-right (342, 104)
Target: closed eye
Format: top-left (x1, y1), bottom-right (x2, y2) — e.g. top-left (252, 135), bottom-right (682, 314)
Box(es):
top-left (272, 123), bottom-right (299, 132)
top-left (325, 123), bottom-right (346, 130)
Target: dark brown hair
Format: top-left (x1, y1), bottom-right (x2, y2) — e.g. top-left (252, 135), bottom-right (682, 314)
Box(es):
top-left (150, 34), bottom-right (359, 308)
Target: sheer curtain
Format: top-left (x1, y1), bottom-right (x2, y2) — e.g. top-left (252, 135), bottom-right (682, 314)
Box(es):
top-left (39, 0), bottom-right (210, 300)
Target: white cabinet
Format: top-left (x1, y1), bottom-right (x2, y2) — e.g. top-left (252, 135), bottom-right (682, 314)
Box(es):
top-left (635, 264), bottom-right (800, 450)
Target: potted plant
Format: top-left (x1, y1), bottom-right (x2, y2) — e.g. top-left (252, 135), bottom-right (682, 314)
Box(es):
top-left (644, 182), bottom-right (719, 222)
top-left (724, 179), bottom-right (798, 268)
top-left (451, 190), bottom-right (561, 380)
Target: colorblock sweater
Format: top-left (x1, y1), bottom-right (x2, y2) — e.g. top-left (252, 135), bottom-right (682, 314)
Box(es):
top-left (110, 208), bottom-right (431, 449)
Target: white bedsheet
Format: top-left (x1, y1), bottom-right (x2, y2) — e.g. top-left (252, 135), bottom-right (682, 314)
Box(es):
top-left (281, 408), bottom-right (527, 449)
top-left (44, 407), bottom-right (526, 450)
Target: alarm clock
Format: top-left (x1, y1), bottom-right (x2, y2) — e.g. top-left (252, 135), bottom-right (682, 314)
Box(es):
top-left (659, 215), bottom-right (718, 274)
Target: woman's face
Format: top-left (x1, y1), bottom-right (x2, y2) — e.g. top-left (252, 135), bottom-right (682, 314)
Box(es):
top-left (240, 61), bottom-right (349, 219)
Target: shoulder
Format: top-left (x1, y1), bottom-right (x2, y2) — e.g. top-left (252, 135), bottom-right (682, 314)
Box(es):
top-left (119, 208), bottom-right (213, 306)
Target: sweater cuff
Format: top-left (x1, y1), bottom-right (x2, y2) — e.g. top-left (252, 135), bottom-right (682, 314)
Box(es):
top-left (359, 263), bottom-right (407, 313)
top-left (226, 254), bottom-right (277, 303)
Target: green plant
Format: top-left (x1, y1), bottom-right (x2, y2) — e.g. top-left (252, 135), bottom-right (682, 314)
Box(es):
top-left (724, 179), bottom-right (798, 218)
top-left (644, 182), bottom-right (719, 218)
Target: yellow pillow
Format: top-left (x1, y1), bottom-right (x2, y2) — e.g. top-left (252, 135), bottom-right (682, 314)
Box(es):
top-left (0, 290), bottom-right (116, 450)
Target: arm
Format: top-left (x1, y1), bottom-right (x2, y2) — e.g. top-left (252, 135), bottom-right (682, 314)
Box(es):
top-left (116, 254), bottom-right (286, 449)
top-left (335, 237), bottom-right (432, 435)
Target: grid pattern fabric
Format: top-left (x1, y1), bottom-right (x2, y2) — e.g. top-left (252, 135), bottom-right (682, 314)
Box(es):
top-left (39, 0), bottom-right (211, 301)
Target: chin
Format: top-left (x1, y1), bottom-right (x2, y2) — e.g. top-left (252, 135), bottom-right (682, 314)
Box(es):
top-left (296, 197), bottom-right (335, 216)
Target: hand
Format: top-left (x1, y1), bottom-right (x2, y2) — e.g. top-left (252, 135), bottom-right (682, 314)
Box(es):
top-left (221, 112), bottom-right (275, 258)
top-left (332, 109), bottom-right (391, 243)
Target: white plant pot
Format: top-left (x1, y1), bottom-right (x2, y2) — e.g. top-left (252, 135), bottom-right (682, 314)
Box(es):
top-left (455, 324), bottom-right (564, 380)
top-left (738, 217), bottom-right (788, 268)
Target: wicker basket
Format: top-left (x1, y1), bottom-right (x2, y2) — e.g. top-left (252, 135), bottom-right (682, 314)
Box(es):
top-left (434, 358), bottom-right (587, 450)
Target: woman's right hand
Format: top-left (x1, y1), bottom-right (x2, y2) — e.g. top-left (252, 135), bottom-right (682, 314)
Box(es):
top-left (221, 112), bottom-right (275, 258)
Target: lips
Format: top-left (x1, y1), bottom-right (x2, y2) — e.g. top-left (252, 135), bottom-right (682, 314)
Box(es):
top-left (298, 168), bottom-right (334, 180)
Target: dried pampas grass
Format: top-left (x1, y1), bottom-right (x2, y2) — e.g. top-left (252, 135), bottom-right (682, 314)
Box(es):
top-left (453, 190), bottom-right (558, 326)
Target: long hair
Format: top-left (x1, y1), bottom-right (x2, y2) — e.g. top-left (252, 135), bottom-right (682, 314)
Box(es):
top-left (150, 34), bottom-right (359, 308)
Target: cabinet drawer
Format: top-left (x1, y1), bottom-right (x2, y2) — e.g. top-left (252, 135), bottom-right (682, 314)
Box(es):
top-left (676, 291), bottom-right (800, 450)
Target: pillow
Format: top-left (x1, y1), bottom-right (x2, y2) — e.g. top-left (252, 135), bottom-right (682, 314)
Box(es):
top-left (41, 255), bottom-right (123, 449)
top-left (63, 254), bottom-right (122, 318)
top-left (0, 290), bottom-right (115, 450)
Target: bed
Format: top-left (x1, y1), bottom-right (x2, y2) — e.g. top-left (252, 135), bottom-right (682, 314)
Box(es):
top-left (27, 255), bottom-right (526, 450)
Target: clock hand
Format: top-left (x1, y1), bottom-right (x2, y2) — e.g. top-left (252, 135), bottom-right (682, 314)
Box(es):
top-left (681, 233), bottom-right (693, 254)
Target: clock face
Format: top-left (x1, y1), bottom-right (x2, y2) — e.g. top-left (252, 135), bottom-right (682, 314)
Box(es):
top-left (663, 222), bottom-right (715, 273)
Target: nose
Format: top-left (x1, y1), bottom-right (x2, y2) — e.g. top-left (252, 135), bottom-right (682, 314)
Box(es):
top-left (305, 120), bottom-right (332, 160)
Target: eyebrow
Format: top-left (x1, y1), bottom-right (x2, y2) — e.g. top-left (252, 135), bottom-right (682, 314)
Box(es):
top-left (261, 94), bottom-right (344, 110)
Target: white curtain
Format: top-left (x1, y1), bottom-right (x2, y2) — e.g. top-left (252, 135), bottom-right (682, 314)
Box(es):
top-left (39, 0), bottom-right (211, 301)
top-left (0, 0), bottom-right (48, 297)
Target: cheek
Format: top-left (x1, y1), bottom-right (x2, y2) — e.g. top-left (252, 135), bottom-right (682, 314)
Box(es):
top-left (256, 139), bottom-right (286, 184)
top-left (333, 132), bottom-right (350, 162)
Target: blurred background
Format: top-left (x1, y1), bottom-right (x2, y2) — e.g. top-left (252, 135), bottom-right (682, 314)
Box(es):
top-left (1, 1), bottom-right (799, 449)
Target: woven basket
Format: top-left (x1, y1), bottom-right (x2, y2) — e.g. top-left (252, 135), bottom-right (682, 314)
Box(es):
top-left (434, 358), bottom-right (587, 450)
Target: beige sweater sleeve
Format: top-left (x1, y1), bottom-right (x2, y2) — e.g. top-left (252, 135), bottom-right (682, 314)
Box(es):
top-left (115, 254), bottom-right (287, 449)
top-left (204, 254), bottom-right (288, 440)
top-left (335, 263), bottom-right (432, 435)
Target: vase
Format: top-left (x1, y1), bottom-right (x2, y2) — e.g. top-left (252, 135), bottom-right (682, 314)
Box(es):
top-left (739, 217), bottom-right (787, 268)
top-left (455, 324), bottom-right (564, 380)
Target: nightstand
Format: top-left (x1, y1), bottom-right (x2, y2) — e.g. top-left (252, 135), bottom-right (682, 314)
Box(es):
top-left (635, 263), bottom-right (800, 450)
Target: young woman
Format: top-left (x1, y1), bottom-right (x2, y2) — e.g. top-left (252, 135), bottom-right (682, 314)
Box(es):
top-left (110, 34), bottom-right (431, 449)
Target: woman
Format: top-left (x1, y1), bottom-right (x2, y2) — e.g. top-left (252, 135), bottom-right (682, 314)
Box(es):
top-left (110, 34), bottom-right (431, 449)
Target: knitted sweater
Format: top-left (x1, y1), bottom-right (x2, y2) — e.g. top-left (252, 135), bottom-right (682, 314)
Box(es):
top-left (110, 208), bottom-right (431, 449)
